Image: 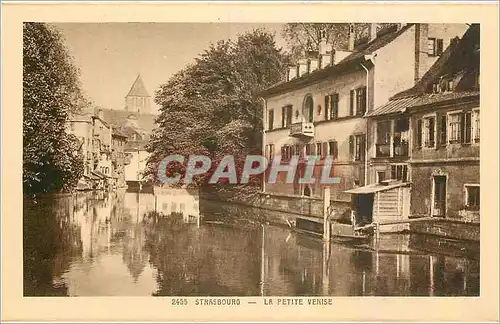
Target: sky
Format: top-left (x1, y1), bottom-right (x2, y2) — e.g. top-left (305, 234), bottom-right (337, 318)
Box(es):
top-left (53, 23), bottom-right (287, 114)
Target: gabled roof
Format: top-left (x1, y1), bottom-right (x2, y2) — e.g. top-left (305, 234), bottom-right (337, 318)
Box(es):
top-left (259, 24), bottom-right (413, 98)
top-left (97, 108), bottom-right (157, 133)
top-left (126, 74), bottom-right (150, 98)
top-left (367, 23), bottom-right (479, 117)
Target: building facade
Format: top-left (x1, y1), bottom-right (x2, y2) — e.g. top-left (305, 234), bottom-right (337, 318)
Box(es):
top-left (365, 24), bottom-right (479, 224)
top-left (67, 112), bottom-right (94, 177)
top-left (260, 23), bottom-right (468, 202)
top-left (112, 127), bottom-right (128, 189)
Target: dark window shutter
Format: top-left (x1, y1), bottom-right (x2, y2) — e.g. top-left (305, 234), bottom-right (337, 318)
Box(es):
top-left (360, 135), bottom-right (366, 161)
top-left (460, 113), bottom-right (466, 143)
top-left (287, 106), bottom-right (293, 126)
top-left (440, 115), bottom-right (447, 145)
top-left (428, 117), bottom-right (435, 146)
top-left (322, 142), bottom-right (328, 158)
top-left (324, 95), bottom-right (330, 120)
top-left (281, 107), bottom-right (285, 128)
top-left (416, 119), bottom-right (423, 147)
top-left (464, 111), bottom-right (472, 143)
top-left (349, 135), bottom-right (354, 156)
top-left (332, 93), bottom-right (339, 119)
top-left (349, 90), bottom-right (355, 116)
top-left (333, 141), bottom-right (338, 159)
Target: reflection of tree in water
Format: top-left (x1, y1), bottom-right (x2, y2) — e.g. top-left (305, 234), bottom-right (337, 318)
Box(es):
top-left (144, 217), bottom-right (261, 296)
top-left (24, 195), bottom-right (81, 296)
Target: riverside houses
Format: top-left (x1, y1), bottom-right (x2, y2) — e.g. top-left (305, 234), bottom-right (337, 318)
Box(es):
top-left (364, 24), bottom-right (479, 238)
top-left (259, 23), bottom-right (468, 202)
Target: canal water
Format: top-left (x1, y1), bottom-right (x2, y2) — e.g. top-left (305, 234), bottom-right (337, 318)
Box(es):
top-left (23, 190), bottom-right (479, 296)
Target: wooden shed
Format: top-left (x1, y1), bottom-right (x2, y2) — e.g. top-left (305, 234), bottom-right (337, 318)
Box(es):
top-left (345, 180), bottom-right (411, 233)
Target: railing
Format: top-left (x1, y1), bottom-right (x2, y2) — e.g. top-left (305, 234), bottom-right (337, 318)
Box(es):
top-left (375, 143), bottom-right (391, 157)
top-left (375, 142), bottom-right (409, 158)
top-left (289, 122), bottom-right (314, 137)
top-left (394, 142), bottom-right (409, 157)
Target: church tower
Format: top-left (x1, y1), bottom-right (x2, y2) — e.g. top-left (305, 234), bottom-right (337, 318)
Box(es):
top-left (125, 74), bottom-right (151, 114)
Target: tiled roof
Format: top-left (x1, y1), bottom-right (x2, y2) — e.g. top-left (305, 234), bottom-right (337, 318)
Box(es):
top-left (368, 24), bottom-right (480, 118)
top-left (365, 96), bottom-right (421, 117)
top-left (126, 75), bottom-right (150, 97)
top-left (260, 24), bottom-right (413, 98)
top-left (367, 91), bottom-right (479, 117)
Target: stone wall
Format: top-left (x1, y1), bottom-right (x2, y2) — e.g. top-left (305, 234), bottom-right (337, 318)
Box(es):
top-left (410, 219), bottom-right (480, 242)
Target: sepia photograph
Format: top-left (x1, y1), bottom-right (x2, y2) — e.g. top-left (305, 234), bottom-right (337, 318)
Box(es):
top-left (23, 20), bottom-right (480, 297)
top-left (2, 2), bottom-right (499, 322)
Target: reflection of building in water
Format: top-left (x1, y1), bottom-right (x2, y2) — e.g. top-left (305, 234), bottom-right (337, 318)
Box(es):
top-left (123, 192), bottom-right (155, 223)
top-left (154, 188), bottom-right (200, 223)
top-left (257, 225), bottom-right (476, 296)
top-left (122, 223), bottom-right (147, 282)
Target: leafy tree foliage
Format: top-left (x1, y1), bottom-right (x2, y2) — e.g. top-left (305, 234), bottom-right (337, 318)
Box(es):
top-left (282, 23), bottom-right (398, 62)
top-left (146, 29), bottom-right (288, 195)
top-left (23, 23), bottom-right (88, 194)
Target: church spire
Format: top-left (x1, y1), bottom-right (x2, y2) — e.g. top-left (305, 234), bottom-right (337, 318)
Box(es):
top-left (125, 74), bottom-right (151, 114)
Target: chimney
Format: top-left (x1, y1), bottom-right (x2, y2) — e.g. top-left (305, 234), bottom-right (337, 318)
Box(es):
top-left (319, 29), bottom-right (328, 55)
top-left (287, 66), bottom-right (297, 81)
top-left (298, 59), bottom-right (308, 77)
top-left (369, 23), bottom-right (378, 42)
top-left (414, 23), bottom-right (429, 83)
top-left (348, 24), bottom-right (355, 51)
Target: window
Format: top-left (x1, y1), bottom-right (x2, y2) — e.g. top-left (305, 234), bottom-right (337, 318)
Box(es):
top-left (390, 164), bottom-right (408, 181)
top-left (281, 105), bottom-right (293, 128)
top-left (350, 134), bottom-right (365, 161)
top-left (356, 87), bottom-right (367, 116)
top-left (473, 110), bottom-right (480, 142)
top-left (295, 144), bottom-right (304, 158)
top-left (303, 96), bottom-right (314, 123)
top-left (440, 115), bottom-right (447, 146)
top-left (376, 120), bottom-right (391, 157)
top-left (448, 113), bottom-right (461, 143)
top-left (377, 171), bottom-right (386, 183)
top-left (465, 185), bottom-right (480, 210)
top-left (305, 143), bottom-right (315, 156)
top-left (281, 145), bottom-right (292, 160)
top-left (306, 59), bottom-right (311, 73)
top-left (316, 142), bottom-right (323, 158)
top-left (328, 141), bottom-right (338, 159)
top-left (427, 38), bottom-right (444, 56)
top-left (325, 94), bottom-right (339, 120)
top-left (422, 116), bottom-right (436, 148)
top-left (268, 109), bottom-right (274, 130)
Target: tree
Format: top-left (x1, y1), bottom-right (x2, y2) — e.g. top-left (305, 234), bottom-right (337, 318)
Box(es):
top-left (146, 29), bottom-right (288, 196)
top-left (282, 23), bottom-right (398, 62)
top-left (23, 23), bottom-right (87, 194)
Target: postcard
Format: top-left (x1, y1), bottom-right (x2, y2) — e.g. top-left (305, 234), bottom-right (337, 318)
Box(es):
top-left (2, 1), bottom-right (499, 322)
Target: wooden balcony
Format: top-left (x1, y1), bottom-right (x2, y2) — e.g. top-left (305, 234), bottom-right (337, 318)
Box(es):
top-left (375, 141), bottom-right (409, 158)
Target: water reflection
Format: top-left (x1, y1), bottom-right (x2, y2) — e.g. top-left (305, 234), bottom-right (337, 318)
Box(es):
top-left (23, 192), bottom-right (479, 296)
